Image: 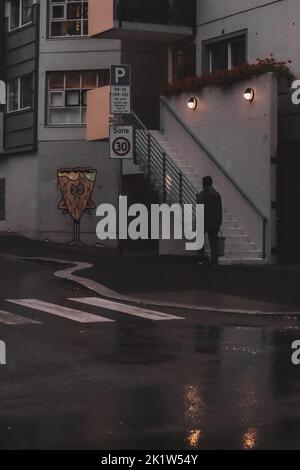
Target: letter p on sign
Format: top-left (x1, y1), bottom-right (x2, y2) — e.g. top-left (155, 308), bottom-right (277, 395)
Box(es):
top-left (111, 65), bottom-right (131, 86)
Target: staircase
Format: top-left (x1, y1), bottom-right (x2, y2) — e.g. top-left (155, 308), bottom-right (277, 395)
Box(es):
top-left (124, 112), bottom-right (266, 263)
top-left (151, 131), bottom-right (263, 262)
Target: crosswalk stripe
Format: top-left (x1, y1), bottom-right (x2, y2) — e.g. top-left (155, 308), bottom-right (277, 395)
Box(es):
top-left (0, 309), bottom-right (40, 325)
top-left (69, 297), bottom-right (185, 321)
top-left (6, 299), bottom-right (115, 324)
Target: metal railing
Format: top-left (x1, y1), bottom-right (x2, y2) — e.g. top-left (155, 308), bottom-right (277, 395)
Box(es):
top-left (124, 112), bottom-right (198, 222)
top-left (117, 0), bottom-right (196, 27)
top-left (160, 96), bottom-right (268, 259)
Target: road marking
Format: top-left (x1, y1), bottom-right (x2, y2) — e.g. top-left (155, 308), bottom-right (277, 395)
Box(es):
top-left (0, 309), bottom-right (40, 325)
top-left (6, 299), bottom-right (115, 324)
top-left (69, 297), bottom-right (185, 321)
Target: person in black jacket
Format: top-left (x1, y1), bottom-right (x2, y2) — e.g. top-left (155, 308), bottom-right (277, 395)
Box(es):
top-left (197, 176), bottom-right (222, 269)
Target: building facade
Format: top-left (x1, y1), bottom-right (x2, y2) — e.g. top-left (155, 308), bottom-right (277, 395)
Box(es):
top-left (195, 0), bottom-right (300, 262)
top-left (0, 0), bottom-right (299, 262)
top-left (0, 0), bottom-right (195, 246)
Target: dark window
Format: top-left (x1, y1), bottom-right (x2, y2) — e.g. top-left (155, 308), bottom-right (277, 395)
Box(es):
top-left (47, 70), bottom-right (109, 126)
top-left (231, 37), bottom-right (246, 68)
top-left (9, 0), bottom-right (33, 31)
top-left (0, 179), bottom-right (5, 221)
top-left (205, 35), bottom-right (246, 73)
top-left (7, 73), bottom-right (33, 112)
top-left (210, 41), bottom-right (228, 73)
top-left (20, 74), bottom-right (33, 109)
top-left (49, 0), bottom-right (88, 37)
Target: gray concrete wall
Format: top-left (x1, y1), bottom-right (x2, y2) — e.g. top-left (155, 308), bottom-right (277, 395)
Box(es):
top-left (36, 141), bottom-right (120, 245)
top-left (0, 152), bottom-right (38, 236)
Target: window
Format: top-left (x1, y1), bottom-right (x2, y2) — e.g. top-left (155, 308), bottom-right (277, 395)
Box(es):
top-left (0, 179), bottom-right (5, 221)
top-left (47, 70), bottom-right (109, 126)
top-left (7, 74), bottom-right (33, 112)
top-left (206, 35), bottom-right (246, 73)
top-left (49, 0), bottom-right (88, 37)
top-left (8, 0), bottom-right (33, 31)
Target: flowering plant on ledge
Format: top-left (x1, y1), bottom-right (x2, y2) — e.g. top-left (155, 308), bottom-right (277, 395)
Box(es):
top-left (163, 56), bottom-right (295, 97)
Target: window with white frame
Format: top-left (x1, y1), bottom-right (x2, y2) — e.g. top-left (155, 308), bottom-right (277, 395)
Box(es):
top-left (49, 0), bottom-right (88, 37)
top-left (7, 74), bottom-right (33, 112)
top-left (206, 35), bottom-right (246, 73)
top-left (8, 0), bottom-right (34, 31)
top-left (47, 70), bottom-right (109, 126)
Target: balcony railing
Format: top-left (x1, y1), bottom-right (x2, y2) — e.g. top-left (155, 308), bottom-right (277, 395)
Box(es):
top-left (89, 0), bottom-right (195, 40)
top-left (118, 0), bottom-right (196, 27)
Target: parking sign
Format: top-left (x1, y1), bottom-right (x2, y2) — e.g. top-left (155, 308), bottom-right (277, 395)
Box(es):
top-left (110, 65), bottom-right (131, 114)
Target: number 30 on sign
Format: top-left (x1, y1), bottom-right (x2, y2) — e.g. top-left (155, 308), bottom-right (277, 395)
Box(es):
top-left (109, 126), bottom-right (133, 160)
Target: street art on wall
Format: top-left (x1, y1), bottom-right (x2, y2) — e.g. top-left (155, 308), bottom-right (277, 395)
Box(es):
top-left (57, 167), bottom-right (97, 245)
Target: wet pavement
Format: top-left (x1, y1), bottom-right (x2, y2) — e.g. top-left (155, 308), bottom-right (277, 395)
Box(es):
top-left (0, 236), bottom-right (300, 449)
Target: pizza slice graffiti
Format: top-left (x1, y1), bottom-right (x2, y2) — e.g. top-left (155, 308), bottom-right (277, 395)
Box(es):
top-left (57, 168), bottom-right (97, 221)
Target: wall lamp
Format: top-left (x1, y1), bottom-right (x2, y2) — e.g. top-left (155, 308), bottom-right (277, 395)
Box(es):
top-left (187, 97), bottom-right (198, 110)
top-left (243, 88), bottom-right (255, 102)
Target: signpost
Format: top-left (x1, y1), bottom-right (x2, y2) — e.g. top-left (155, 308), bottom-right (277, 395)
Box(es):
top-left (110, 65), bottom-right (133, 256)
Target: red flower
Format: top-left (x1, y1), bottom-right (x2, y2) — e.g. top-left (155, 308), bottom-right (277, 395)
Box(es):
top-left (162, 55), bottom-right (295, 97)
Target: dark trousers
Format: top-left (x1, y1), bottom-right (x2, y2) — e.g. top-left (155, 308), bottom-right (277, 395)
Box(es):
top-left (199, 229), bottom-right (219, 266)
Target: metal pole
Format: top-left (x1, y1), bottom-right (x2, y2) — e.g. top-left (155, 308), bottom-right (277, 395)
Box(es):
top-left (148, 134), bottom-right (151, 178)
top-left (119, 158), bottom-right (124, 257)
top-left (163, 152), bottom-right (166, 203)
top-left (118, 113), bottom-right (124, 257)
top-left (263, 219), bottom-right (266, 260)
top-left (179, 172), bottom-right (183, 205)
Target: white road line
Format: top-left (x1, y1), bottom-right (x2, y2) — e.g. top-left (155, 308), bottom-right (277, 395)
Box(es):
top-left (0, 309), bottom-right (41, 325)
top-left (69, 297), bottom-right (185, 321)
top-left (6, 299), bottom-right (115, 324)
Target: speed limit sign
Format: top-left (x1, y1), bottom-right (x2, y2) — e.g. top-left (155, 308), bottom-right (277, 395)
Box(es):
top-left (109, 126), bottom-right (133, 159)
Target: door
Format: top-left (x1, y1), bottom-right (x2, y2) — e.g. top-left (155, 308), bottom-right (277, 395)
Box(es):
top-left (121, 173), bottom-right (159, 253)
top-left (278, 146), bottom-right (300, 263)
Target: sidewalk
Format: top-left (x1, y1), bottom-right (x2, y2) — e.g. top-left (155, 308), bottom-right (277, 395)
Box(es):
top-left (1, 234), bottom-right (300, 313)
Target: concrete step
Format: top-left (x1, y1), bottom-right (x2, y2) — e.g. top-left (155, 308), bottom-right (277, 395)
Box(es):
top-left (220, 258), bottom-right (267, 265)
top-left (222, 216), bottom-right (238, 223)
top-left (221, 220), bottom-right (239, 229)
top-left (222, 250), bottom-right (263, 259)
top-left (222, 234), bottom-right (249, 243)
top-left (225, 242), bottom-right (257, 250)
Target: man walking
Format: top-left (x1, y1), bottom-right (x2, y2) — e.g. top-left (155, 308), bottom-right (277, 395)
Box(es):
top-left (197, 176), bottom-right (223, 269)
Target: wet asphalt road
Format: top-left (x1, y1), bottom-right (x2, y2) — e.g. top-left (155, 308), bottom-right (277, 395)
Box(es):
top-left (1, 256), bottom-right (300, 450)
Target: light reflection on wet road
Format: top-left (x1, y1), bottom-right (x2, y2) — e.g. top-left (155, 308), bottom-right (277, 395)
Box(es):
top-left (0, 317), bottom-right (300, 449)
top-left (0, 258), bottom-right (300, 449)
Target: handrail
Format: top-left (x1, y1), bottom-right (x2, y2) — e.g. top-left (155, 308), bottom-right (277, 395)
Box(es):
top-left (160, 96), bottom-right (268, 223)
top-left (129, 111), bottom-right (199, 196)
top-left (124, 111), bottom-right (199, 227)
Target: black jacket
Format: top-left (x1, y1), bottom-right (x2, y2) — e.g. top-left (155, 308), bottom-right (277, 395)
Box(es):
top-left (197, 187), bottom-right (223, 231)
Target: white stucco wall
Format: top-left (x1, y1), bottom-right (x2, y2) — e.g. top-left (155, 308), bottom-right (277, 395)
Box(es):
top-left (161, 73), bottom-right (278, 255)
